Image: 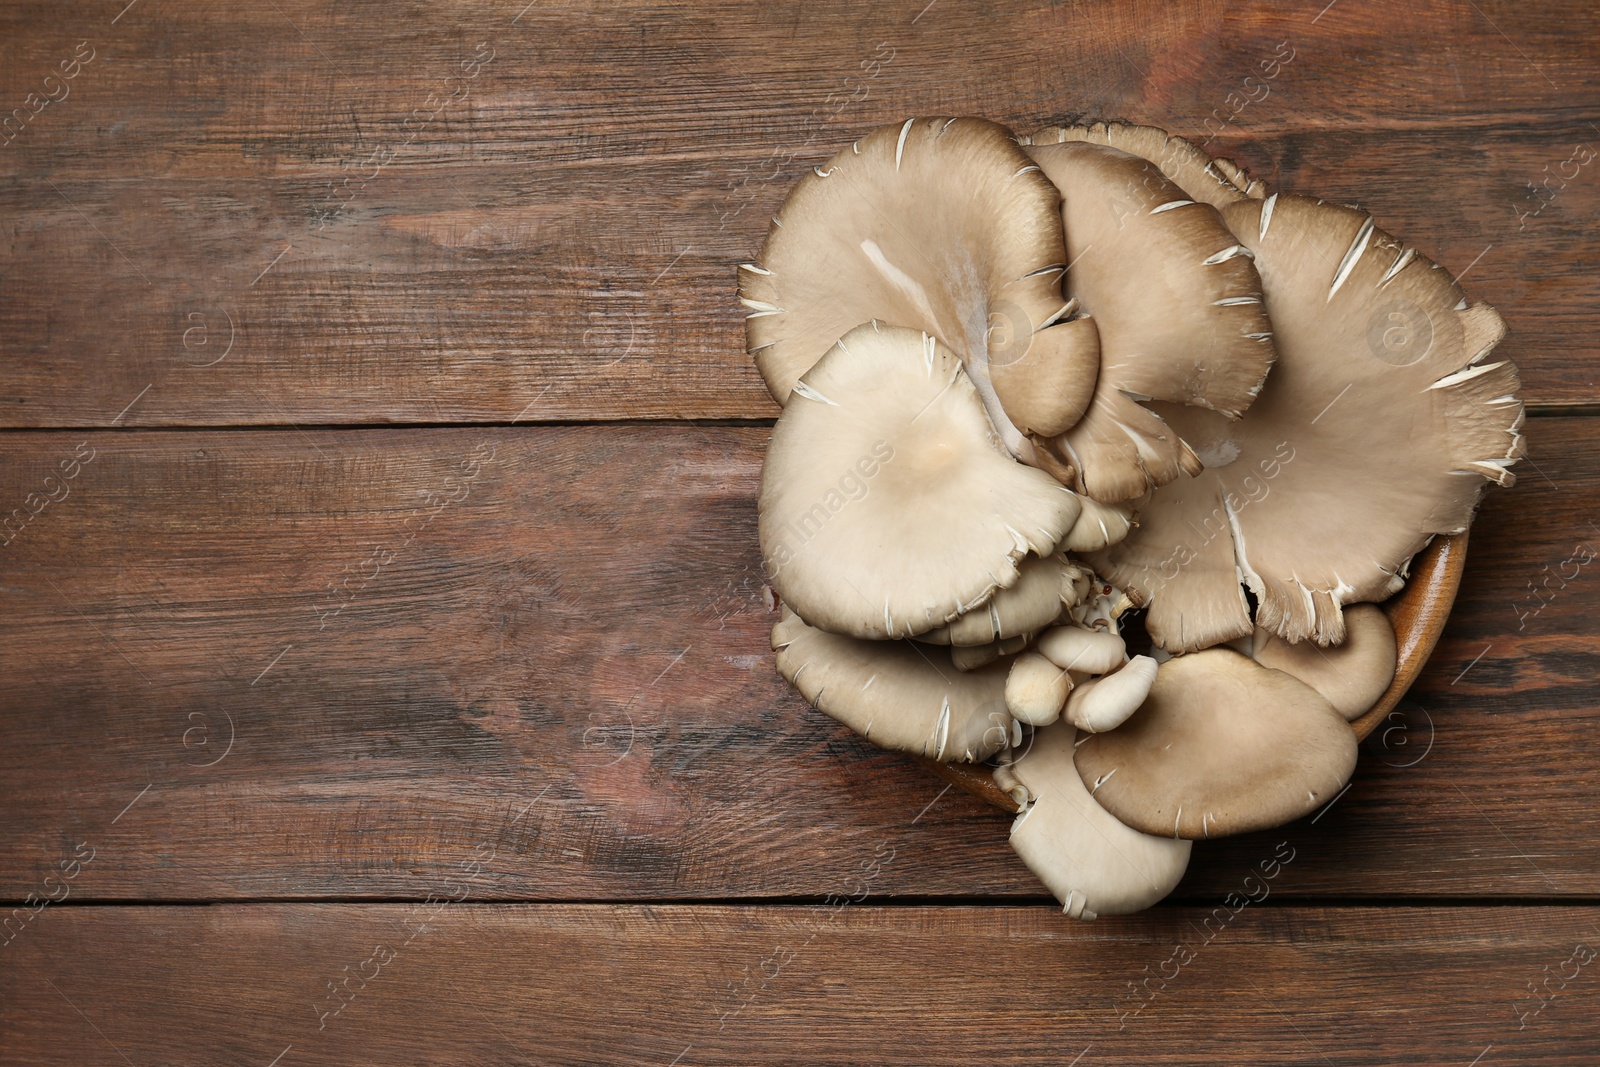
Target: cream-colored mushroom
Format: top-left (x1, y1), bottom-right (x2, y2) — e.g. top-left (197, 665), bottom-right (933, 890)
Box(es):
top-left (922, 554), bottom-right (1077, 646)
top-left (1005, 651), bottom-right (1072, 726)
top-left (1090, 194), bottom-right (1525, 651)
top-left (950, 634), bottom-right (1031, 672)
top-left (1036, 625), bottom-right (1126, 675)
top-left (741, 116), bottom-right (1100, 459)
top-left (1032, 120), bottom-right (1264, 208)
top-left (759, 322), bottom-right (1082, 640)
top-left (1061, 495), bottom-right (1138, 553)
top-left (1008, 720), bottom-right (1191, 917)
top-left (1073, 648), bottom-right (1358, 838)
top-left (1251, 603), bottom-right (1398, 720)
top-left (1065, 655), bottom-right (1159, 733)
top-left (1024, 137), bottom-right (1277, 504)
top-left (772, 607), bottom-right (1014, 761)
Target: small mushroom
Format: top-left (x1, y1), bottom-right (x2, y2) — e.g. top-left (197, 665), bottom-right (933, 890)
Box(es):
top-left (1065, 655), bottom-right (1159, 733)
top-left (741, 117), bottom-right (1100, 459)
top-left (773, 607), bottom-right (1014, 762)
top-left (1005, 651), bottom-right (1072, 726)
top-left (1073, 648), bottom-right (1358, 838)
top-left (1090, 194), bottom-right (1525, 651)
top-left (1008, 720), bottom-right (1192, 917)
top-left (1251, 603), bottom-right (1398, 720)
top-left (1025, 139), bottom-right (1277, 503)
top-left (1036, 625), bottom-right (1127, 675)
top-left (759, 322), bottom-right (1082, 640)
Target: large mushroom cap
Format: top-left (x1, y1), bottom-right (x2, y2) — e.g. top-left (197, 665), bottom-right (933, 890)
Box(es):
top-left (1009, 720), bottom-right (1192, 917)
top-left (1025, 139), bottom-right (1277, 502)
top-left (741, 116), bottom-right (1100, 456)
top-left (1090, 194), bottom-right (1526, 651)
top-left (760, 322), bottom-right (1082, 640)
top-left (773, 607), bottom-right (1014, 761)
top-left (1252, 602), bottom-right (1397, 721)
top-left (1031, 121), bottom-right (1263, 208)
top-left (1073, 648), bottom-right (1358, 839)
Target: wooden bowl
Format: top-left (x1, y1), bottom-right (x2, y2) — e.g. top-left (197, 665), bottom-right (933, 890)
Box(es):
top-left (916, 532), bottom-right (1469, 815)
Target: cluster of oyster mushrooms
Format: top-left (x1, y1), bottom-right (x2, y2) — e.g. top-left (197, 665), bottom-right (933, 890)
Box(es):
top-left (742, 118), bottom-right (1525, 918)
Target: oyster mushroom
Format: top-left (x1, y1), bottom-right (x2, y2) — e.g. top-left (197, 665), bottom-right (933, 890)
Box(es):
top-left (1034, 120), bottom-right (1264, 208)
top-left (1036, 625), bottom-right (1127, 675)
top-left (1250, 603), bottom-right (1398, 721)
top-left (1089, 194), bottom-right (1526, 651)
top-left (950, 633), bottom-right (1031, 672)
top-left (1004, 651), bottom-right (1073, 726)
top-left (759, 321), bottom-right (1081, 640)
top-left (740, 116), bottom-right (1100, 458)
top-left (1061, 495), bottom-right (1138, 552)
top-left (773, 607), bottom-right (1015, 762)
top-left (1025, 138), bottom-right (1277, 503)
top-left (1008, 720), bottom-right (1192, 917)
top-left (1065, 654), bottom-right (1159, 733)
top-left (1073, 648), bottom-right (1358, 838)
top-left (920, 554), bottom-right (1080, 646)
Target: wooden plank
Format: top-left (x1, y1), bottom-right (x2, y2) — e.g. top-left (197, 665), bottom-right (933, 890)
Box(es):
top-left (3, 904), bottom-right (1598, 1063)
top-left (1, 0), bottom-right (1597, 426)
top-left (1, 418), bottom-right (1596, 901)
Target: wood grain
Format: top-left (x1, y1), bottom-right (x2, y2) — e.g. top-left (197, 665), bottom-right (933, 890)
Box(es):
top-left (0, 0), bottom-right (1596, 427)
top-left (1, 417), bottom-right (1595, 903)
top-left (3, 904), bottom-right (1598, 1064)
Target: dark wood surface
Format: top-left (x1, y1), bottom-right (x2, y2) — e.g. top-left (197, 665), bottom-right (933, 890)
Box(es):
top-left (5, 905), bottom-right (1599, 1064)
top-left (3, 0), bottom-right (1599, 1062)
top-left (2, 0), bottom-right (1599, 425)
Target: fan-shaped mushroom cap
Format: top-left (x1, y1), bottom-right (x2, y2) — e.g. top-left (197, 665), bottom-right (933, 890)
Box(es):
top-left (1252, 603), bottom-right (1397, 721)
top-left (741, 116), bottom-right (1100, 457)
top-left (1024, 140), bottom-right (1277, 503)
top-left (1074, 648), bottom-right (1358, 838)
top-left (1065, 654), bottom-right (1159, 733)
top-left (924, 554), bottom-right (1075, 646)
top-left (760, 322), bottom-right (1082, 640)
top-left (1009, 720), bottom-right (1192, 917)
top-left (1005, 651), bottom-right (1072, 726)
top-left (987, 301), bottom-right (1102, 440)
top-left (1030, 121), bottom-right (1263, 208)
top-left (773, 607), bottom-right (1014, 761)
top-left (1090, 194), bottom-right (1526, 651)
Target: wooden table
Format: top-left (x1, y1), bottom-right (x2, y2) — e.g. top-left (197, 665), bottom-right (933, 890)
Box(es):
top-left (3, 1), bottom-right (1597, 1062)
